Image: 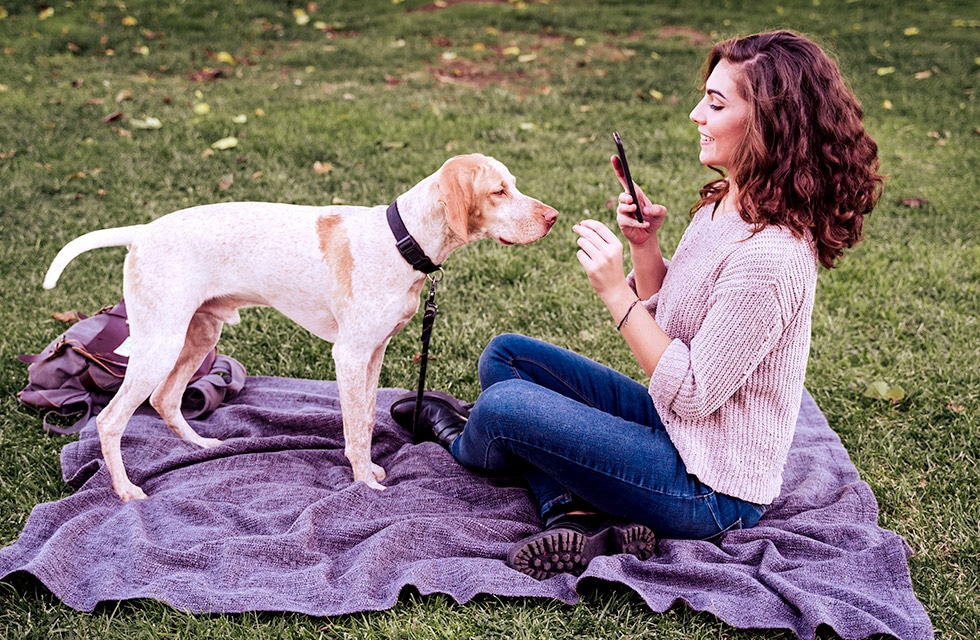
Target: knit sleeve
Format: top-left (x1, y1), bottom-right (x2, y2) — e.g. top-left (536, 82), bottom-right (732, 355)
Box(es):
top-left (626, 257), bottom-right (671, 313)
top-left (649, 243), bottom-right (811, 421)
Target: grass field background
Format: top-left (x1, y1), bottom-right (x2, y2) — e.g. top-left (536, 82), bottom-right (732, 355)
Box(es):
top-left (1, 0), bottom-right (977, 637)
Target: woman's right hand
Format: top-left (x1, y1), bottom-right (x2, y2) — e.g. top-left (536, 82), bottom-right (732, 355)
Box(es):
top-left (611, 155), bottom-right (666, 246)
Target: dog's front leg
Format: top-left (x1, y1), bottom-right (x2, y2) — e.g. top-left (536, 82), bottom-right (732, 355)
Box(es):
top-left (332, 340), bottom-right (388, 490)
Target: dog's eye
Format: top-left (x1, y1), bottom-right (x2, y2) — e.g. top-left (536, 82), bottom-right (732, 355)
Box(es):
top-left (493, 188), bottom-right (507, 197)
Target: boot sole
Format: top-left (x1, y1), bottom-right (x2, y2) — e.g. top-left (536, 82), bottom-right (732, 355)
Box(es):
top-left (507, 523), bottom-right (656, 580)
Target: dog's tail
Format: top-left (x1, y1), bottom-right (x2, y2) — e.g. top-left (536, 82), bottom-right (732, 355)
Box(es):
top-left (43, 226), bottom-right (142, 290)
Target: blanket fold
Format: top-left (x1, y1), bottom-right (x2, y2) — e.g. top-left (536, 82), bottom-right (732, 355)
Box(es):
top-left (0, 376), bottom-right (932, 640)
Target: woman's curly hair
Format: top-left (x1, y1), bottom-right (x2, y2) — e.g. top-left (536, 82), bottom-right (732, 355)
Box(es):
top-left (691, 30), bottom-right (884, 269)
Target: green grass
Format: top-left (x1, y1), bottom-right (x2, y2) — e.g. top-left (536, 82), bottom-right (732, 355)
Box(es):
top-left (1, 0), bottom-right (977, 637)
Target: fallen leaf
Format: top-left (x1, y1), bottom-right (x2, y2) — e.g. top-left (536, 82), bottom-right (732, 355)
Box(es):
top-left (216, 51), bottom-right (236, 65)
top-left (122, 15), bottom-right (138, 27)
top-left (232, 114), bottom-right (248, 124)
top-left (102, 111), bottom-right (125, 123)
top-left (218, 173), bottom-right (234, 191)
top-left (502, 46), bottom-right (521, 56)
top-left (899, 197), bottom-right (929, 208)
top-left (193, 102), bottom-right (211, 115)
top-left (129, 116), bottom-right (162, 130)
top-left (186, 68), bottom-right (226, 82)
top-left (211, 136), bottom-right (239, 150)
top-left (313, 161), bottom-right (333, 173)
top-left (115, 89), bottom-right (133, 102)
top-left (39, 7), bottom-right (54, 19)
top-left (863, 380), bottom-right (905, 403)
top-left (914, 70), bottom-right (932, 80)
top-left (876, 66), bottom-right (896, 76)
top-left (52, 311), bottom-right (80, 324)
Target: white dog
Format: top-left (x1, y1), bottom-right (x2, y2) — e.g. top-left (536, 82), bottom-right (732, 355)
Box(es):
top-left (43, 154), bottom-right (558, 501)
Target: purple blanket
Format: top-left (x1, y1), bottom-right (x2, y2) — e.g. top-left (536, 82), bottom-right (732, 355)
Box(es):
top-left (0, 376), bottom-right (932, 639)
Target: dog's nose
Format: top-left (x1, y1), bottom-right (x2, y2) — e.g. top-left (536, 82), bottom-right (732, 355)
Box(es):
top-left (539, 203), bottom-right (559, 226)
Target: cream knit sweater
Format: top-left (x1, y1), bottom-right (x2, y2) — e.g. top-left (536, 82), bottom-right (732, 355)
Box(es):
top-left (637, 206), bottom-right (818, 505)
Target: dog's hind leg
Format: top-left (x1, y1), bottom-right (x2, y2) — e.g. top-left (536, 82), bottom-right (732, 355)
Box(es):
top-left (333, 339), bottom-right (389, 490)
top-left (149, 310), bottom-right (224, 449)
top-left (96, 334), bottom-right (188, 501)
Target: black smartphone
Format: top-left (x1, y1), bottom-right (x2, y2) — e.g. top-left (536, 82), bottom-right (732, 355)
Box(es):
top-left (613, 132), bottom-right (644, 223)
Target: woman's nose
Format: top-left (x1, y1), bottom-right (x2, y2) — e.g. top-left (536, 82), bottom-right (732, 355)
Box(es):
top-left (690, 98), bottom-right (705, 124)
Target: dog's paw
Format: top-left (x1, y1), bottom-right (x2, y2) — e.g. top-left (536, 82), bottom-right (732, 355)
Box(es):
top-left (116, 483), bottom-right (148, 502)
top-left (371, 462), bottom-right (387, 483)
top-left (198, 437), bottom-right (223, 449)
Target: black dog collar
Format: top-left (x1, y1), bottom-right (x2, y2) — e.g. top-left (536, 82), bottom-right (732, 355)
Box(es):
top-left (386, 201), bottom-right (441, 274)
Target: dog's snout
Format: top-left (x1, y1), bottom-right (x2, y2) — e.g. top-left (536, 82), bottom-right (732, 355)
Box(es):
top-left (537, 202), bottom-right (559, 225)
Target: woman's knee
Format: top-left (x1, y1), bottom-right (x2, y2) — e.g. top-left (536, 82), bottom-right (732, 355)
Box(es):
top-left (478, 333), bottom-right (528, 387)
top-left (471, 378), bottom-right (532, 424)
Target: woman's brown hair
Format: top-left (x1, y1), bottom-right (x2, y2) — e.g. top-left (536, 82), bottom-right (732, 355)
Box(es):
top-left (691, 30), bottom-right (884, 269)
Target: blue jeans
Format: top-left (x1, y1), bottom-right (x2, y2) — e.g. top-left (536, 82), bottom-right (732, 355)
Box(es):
top-left (450, 333), bottom-right (765, 540)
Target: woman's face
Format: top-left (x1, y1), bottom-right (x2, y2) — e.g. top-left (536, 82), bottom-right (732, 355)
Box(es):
top-left (689, 59), bottom-right (751, 172)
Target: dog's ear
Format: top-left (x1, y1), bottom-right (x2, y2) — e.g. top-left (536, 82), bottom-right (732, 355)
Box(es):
top-left (437, 156), bottom-right (480, 241)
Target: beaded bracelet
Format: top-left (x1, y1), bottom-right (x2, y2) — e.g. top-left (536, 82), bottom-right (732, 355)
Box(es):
top-left (617, 298), bottom-right (641, 331)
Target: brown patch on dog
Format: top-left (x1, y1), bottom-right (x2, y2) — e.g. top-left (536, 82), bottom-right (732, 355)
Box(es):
top-left (437, 156), bottom-right (483, 241)
top-left (316, 215), bottom-right (353, 306)
top-left (124, 247), bottom-right (143, 294)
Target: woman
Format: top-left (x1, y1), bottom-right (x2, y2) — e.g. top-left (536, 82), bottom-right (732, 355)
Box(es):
top-left (392, 30), bottom-right (883, 580)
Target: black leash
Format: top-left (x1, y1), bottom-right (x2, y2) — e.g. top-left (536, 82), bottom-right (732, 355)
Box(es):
top-left (413, 270), bottom-right (443, 441)
top-left (385, 201), bottom-right (444, 441)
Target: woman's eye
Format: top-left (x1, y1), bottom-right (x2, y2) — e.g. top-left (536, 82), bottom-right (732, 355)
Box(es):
top-left (709, 104), bottom-right (724, 111)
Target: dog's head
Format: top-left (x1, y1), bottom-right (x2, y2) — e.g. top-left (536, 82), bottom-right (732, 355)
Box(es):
top-left (435, 154), bottom-right (558, 245)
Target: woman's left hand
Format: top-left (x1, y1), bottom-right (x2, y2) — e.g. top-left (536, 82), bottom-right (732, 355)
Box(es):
top-left (573, 219), bottom-right (629, 302)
